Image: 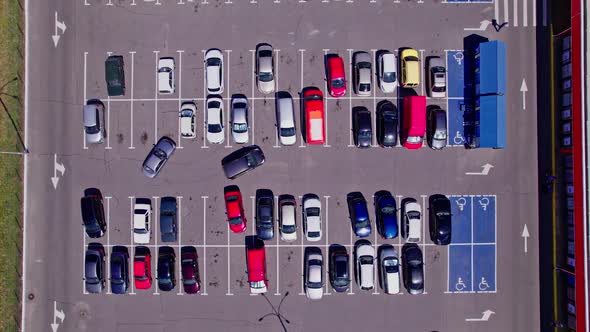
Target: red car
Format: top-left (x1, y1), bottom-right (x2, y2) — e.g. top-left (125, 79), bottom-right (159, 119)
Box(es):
top-left (246, 243), bottom-right (268, 294)
top-left (181, 248), bottom-right (201, 294)
top-left (134, 247), bottom-right (152, 290)
top-left (225, 187), bottom-right (247, 233)
top-left (303, 87), bottom-right (326, 145)
top-left (326, 56), bottom-right (346, 97)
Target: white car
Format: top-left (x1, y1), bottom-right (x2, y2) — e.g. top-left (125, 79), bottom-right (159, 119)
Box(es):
top-left (133, 198), bottom-right (152, 244)
top-left (179, 102), bottom-right (196, 139)
top-left (231, 96), bottom-right (249, 144)
top-left (378, 52), bottom-right (397, 93)
top-left (353, 52), bottom-right (372, 96)
top-left (303, 194), bottom-right (322, 241)
top-left (276, 93), bottom-right (296, 146)
top-left (158, 57), bottom-right (175, 94)
top-left (379, 246), bottom-right (400, 294)
top-left (205, 49), bottom-right (224, 94)
top-left (355, 243), bottom-right (375, 291)
top-left (402, 199), bottom-right (422, 243)
top-left (206, 96), bottom-right (224, 144)
top-left (427, 57), bottom-right (446, 98)
top-left (279, 195), bottom-right (297, 242)
top-left (256, 44), bottom-right (275, 94)
top-left (305, 251), bottom-right (324, 300)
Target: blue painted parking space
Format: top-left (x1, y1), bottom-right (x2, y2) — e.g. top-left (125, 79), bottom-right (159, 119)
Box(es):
top-left (473, 195), bottom-right (496, 243)
top-left (473, 245), bottom-right (496, 292)
top-left (448, 99), bottom-right (467, 146)
top-left (447, 51), bottom-right (466, 146)
top-left (447, 195), bottom-right (497, 293)
top-left (448, 245), bottom-right (472, 292)
top-left (447, 51), bottom-right (464, 98)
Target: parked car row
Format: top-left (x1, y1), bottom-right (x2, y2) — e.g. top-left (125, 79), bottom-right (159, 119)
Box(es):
top-left (84, 244), bottom-right (201, 294)
top-left (223, 188), bottom-right (453, 245)
top-left (245, 239), bottom-right (425, 299)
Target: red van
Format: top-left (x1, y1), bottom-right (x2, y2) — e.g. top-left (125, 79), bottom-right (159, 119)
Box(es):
top-left (402, 96), bottom-right (426, 149)
top-left (326, 56), bottom-right (346, 97)
top-left (246, 245), bottom-right (268, 294)
top-left (303, 88), bottom-right (326, 145)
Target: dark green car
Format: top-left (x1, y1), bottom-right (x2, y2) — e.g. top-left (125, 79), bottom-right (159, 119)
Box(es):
top-left (105, 55), bottom-right (125, 96)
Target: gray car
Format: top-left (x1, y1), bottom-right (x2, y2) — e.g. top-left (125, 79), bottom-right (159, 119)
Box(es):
top-left (221, 145), bottom-right (265, 179)
top-left (142, 136), bottom-right (176, 178)
top-left (85, 243), bottom-right (106, 294)
top-left (427, 108), bottom-right (447, 150)
top-left (83, 101), bottom-right (105, 144)
top-left (256, 44), bottom-right (275, 94)
top-left (231, 96), bottom-right (249, 144)
top-left (353, 52), bottom-right (372, 96)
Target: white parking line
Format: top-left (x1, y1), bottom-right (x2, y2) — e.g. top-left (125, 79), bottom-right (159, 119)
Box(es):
top-left (421, 194), bottom-right (428, 294)
top-left (273, 49), bottom-right (280, 148)
top-left (372, 197), bottom-right (379, 295)
top-left (177, 196), bottom-right (183, 295)
top-left (83, 52), bottom-right (88, 150)
top-left (177, 50), bottom-right (184, 149)
top-left (396, 195), bottom-right (403, 247)
top-left (201, 50), bottom-right (208, 149)
top-left (129, 196), bottom-right (136, 295)
top-left (153, 51), bottom-right (160, 144)
top-left (225, 49), bottom-right (232, 148)
top-left (82, 228), bottom-right (88, 294)
top-left (324, 195), bottom-right (331, 295)
top-left (275, 195), bottom-right (280, 295)
top-left (153, 196), bottom-right (160, 295)
top-left (444, 49), bottom-right (450, 146)
top-left (298, 49), bottom-right (306, 148)
top-left (250, 196), bottom-right (256, 236)
top-left (202, 196), bottom-right (208, 295)
top-left (322, 49), bottom-right (331, 148)
top-left (513, 0), bottom-right (518, 27)
top-left (348, 225), bottom-right (355, 295)
top-left (105, 196), bottom-right (112, 294)
top-left (470, 195), bottom-right (474, 292)
top-left (347, 49), bottom-right (354, 147)
top-left (105, 51), bottom-right (113, 150)
top-left (371, 49), bottom-right (378, 148)
top-left (250, 49), bottom-right (256, 145)
top-left (226, 216), bottom-right (233, 296)
top-left (419, 49), bottom-right (425, 97)
top-left (298, 195), bottom-right (305, 296)
top-left (129, 51), bottom-right (136, 149)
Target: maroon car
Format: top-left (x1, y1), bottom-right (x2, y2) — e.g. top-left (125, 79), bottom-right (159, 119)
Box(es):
top-left (181, 248), bottom-right (201, 294)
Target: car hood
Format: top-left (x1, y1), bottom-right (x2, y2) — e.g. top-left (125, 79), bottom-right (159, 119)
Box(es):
top-left (306, 286), bottom-right (323, 300)
top-left (279, 134), bottom-right (296, 146)
top-left (111, 281), bottom-right (127, 294)
top-left (232, 130), bottom-right (249, 144)
top-left (134, 231), bottom-right (150, 244)
top-left (207, 130), bottom-right (225, 144)
top-left (431, 137), bottom-right (447, 149)
top-left (382, 215), bottom-right (398, 239)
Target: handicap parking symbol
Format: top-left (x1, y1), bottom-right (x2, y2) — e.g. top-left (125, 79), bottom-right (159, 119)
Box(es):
top-left (455, 277), bottom-right (467, 291)
top-left (453, 131), bottom-right (465, 145)
top-left (478, 277), bottom-right (490, 291)
top-left (478, 197), bottom-right (489, 211)
top-left (455, 197), bottom-right (467, 211)
top-left (453, 51), bottom-right (464, 65)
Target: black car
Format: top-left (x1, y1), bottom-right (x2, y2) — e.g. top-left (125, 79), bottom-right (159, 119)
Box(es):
top-left (429, 194), bottom-right (452, 245)
top-left (110, 246), bottom-right (129, 294)
top-left (81, 188), bottom-right (106, 238)
top-left (353, 107), bottom-right (372, 148)
top-left (221, 145), bottom-right (265, 179)
top-left (160, 196), bottom-right (178, 242)
top-left (329, 248), bottom-right (350, 292)
top-left (427, 107), bottom-right (447, 150)
top-left (377, 100), bottom-right (398, 147)
top-left (157, 247), bottom-right (176, 291)
top-left (255, 189), bottom-right (275, 240)
top-left (142, 136), bottom-right (176, 178)
top-left (85, 243), bottom-right (106, 294)
top-left (401, 244), bottom-right (424, 295)
top-left (105, 55), bottom-right (125, 96)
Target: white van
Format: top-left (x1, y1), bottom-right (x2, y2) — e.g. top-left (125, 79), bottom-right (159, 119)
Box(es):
top-left (355, 243), bottom-right (375, 291)
top-left (276, 93), bottom-right (296, 145)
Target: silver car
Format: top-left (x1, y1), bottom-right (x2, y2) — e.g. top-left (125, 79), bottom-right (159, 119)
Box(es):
top-left (83, 101), bottom-right (105, 144)
top-left (427, 57), bottom-right (446, 98)
top-left (141, 136), bottom-right (176, 178)
top-left (231, 96), bottom-right (249, 144)
top-left (256, 44), bottom-right (275, 94)
top-left (353, 52), bottom-right (372, 96)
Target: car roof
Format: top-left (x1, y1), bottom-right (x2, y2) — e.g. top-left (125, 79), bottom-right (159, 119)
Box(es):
top-left (381, 53), bottom-right (396, 71)
top-left (247, 247), bottom-right (266, 281)
top-left (429, 56), bottom-right (444, 68)
top-left (328, 56), bottom-right (345, 78)
top-left (83, 105), bottom-right (98, 127)
top-left (277, 97), bottom-right (294, 127)
top-left (353, 199), bottom-right (369, 219)
top-left (355, 52), bottom-right (371, 63)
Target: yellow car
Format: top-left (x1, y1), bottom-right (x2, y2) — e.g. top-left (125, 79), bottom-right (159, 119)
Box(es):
top-left (400, 48), bottom-right (420, 88)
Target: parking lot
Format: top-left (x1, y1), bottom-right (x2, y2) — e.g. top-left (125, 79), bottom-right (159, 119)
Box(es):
top-left (24, 0), bottom-right (540, 331)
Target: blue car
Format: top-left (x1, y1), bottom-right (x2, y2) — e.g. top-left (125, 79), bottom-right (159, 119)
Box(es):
top-left (110, 246), bottom-right (129, 294)
top-left (160, 197), bottom-right (177, 242)
top-left (347, 192), bottom-right (371, 237)
top-left (375, 191), bottom-right (398, 239)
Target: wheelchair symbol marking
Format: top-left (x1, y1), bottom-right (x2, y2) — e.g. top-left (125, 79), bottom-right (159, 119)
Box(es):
top-left (453, 131), bottom-right (465, 145)
top-left (478, 277), bottom-right (490, 291)
top-left (452, 51), bottom-right (464, 66)
top-left (478, 197), bottom-right (490, 211)
top-left (455, 197), bottom-right (467, 211)
top-left (455, 277), bottom-right (467, 291)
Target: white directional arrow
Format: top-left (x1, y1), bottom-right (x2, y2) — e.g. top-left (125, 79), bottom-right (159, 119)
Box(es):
top-left (465, 309), bottom-right (495, 322)
top-left (51, 301), bottom-right (65, 332)
top-left (464, 20), bottom-right (492, 31)
top-left (52, 11), bottom-right (67, 48)
top-left (522, 224), bottom-right (530, 253)
top-left (520, 79), bottom-right (528, 110)
top-left (465, 163), bottom-right (494, 176)
top-left (51, 154), bottom-right (66, 189)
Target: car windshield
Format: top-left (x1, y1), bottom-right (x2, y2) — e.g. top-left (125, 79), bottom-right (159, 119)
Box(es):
top-left (259, 50), bottom-right (272, 58)
top-left (208, 124), bottom-right (222, 133)
top-left (229, 217), bottom-right (243, 225)
top-left (359, 130), bottom-right (371, 138)
top-left (306, 207), bottom-right (320, 217)
top-left (233, 123), bottom-right (248, 133)
top-left (332, 78), bottom-right (345, 88)
top-left (134, 227), bottom-right (147, 234)
top-left (135, 274), bottom-right (147, 281)
top-left (251, 280), bottom-right (266, 289)
top-left (434, 130), bottom-right (447, 140)
top-left (85, 124), bottom-right (100, 135)
top-left (180, 109), bottom-right (193, 117)
top-left (259, 72), bottom-right (273, 82)
top-left (85, 222), bottom-right (101, 233)
top-left (159, 67), bottom-right (171, 73)
top-left (407, 136), bottom-right (422, 143)
top-left (280, 127), bottom-right (296, 137)
top-left (359, 84), bottom-right (370, 92)
top-left (308, 231), bottom-right (320, 238)
top-left (307, 281), bottom-right (322, 289)
top-left (383, 257), bottom-right (398, 271)
top-left (359, 256), bottom-right (373, 265)
top-left (153, 148), bottom-right (166, 159)
top-left (383, 72), bottom-right (396, 83)
top-left (381, 206), bottom-right (395, 215)
top-left (159, 277), bottom-right (171, 284)
top-left (246, 154), bottom-right (257, 167)
top-left (433, 86), bottom-right (446, 93)
top-left (356, 220), bottom-right (369, 228)
top-left (183, 278), bottom-right (197, 285)
top-left (207, 58), bottom-right (221, 66)
top-left (405, 56), bottom-right (419, 62)
top-left (282, 224), bottom-right (296, 233)
top-left (407, 211), bottom-right (421, 219)
top-left (358, 62), bottom-right (371, 69)
top-left (208, 101), bottom-right (221, 108)
top-left (111, 276), bottom-right (124, 285)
